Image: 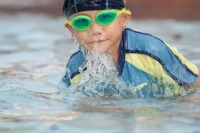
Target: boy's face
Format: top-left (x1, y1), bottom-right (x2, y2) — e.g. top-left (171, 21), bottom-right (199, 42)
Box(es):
top-left (66, 10), bottom-right (130, 53)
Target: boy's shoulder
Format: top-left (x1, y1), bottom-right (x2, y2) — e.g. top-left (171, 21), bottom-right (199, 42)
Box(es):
top-left (124, 28), bottom-right (168, 51)
top-left (125, 28), bottom-right (162, 41)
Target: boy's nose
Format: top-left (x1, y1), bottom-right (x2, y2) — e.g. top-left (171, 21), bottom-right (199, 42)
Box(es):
top-left (89, 21), bottom-right (102, 36)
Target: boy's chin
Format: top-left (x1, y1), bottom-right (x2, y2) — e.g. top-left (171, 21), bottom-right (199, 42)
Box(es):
top-left (89, 47), bottom-right (111, 54)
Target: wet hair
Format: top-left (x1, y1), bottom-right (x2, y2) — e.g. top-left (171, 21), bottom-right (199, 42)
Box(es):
top-left (63, 0), bottom-right (125, 18)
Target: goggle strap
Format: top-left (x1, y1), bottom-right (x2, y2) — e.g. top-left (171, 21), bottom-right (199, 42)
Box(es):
top-left (64, 20), bottom-right (71, 26)
top-left (120, 8), bottom-right (132, 15)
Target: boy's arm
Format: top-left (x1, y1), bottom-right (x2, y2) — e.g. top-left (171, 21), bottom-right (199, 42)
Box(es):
top-left (184, 71), bottom-right (200, 89)
top-left (183, 71), bottom-right (200, 103)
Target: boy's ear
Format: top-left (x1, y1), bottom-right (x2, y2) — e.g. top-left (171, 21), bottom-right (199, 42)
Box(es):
top-left (122, 14), bottom-right (131, 27)
top-left (65, 24), bottom-right (75, 36)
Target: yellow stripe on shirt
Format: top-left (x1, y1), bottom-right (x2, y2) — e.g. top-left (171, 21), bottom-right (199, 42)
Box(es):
top-left (126, 53), bottom-right (185, 96)
top-left (165, 43), bottom-right (199, 75)
top-left (70, 73), bottom-right (84, 85)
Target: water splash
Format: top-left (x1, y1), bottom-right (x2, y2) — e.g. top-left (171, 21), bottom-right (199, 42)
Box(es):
top-left (64, 42), bottom-right (135, 98)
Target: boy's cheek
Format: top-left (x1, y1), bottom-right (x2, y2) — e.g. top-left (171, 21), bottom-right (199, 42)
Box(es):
top-left (74, 33), bottom-right (86, 42)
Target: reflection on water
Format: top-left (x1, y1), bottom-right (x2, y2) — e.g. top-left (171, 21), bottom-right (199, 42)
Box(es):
top-left (0, 13), bottom-right (200, 133)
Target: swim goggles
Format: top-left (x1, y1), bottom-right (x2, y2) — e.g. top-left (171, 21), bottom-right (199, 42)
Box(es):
top-left (64, 8), bottom-right (131, 31)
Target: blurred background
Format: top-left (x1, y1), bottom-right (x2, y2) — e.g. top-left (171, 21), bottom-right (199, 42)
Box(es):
top-left (0, 0), bottom-right (200, 20)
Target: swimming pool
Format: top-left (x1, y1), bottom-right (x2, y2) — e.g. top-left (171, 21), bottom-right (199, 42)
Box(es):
top-left (0, 13), bottom-right (200, 133)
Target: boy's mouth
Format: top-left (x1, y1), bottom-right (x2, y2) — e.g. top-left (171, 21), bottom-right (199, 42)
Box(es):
top-left (88, 40), bottom-right (106, 44)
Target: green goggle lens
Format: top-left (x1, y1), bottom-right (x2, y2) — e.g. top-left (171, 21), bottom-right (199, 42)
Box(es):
top-left (96, 10), bottom-right (117, 25)
top-left (72, 16), bottom-right (92, 31)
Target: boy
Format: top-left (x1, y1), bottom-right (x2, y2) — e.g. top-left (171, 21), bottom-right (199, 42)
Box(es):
top-left (61, 0), bottom-right (200, 97)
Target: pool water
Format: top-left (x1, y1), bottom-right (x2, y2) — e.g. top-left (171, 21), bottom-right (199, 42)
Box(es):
top-left (0, 13), bottom-right (200, 133)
